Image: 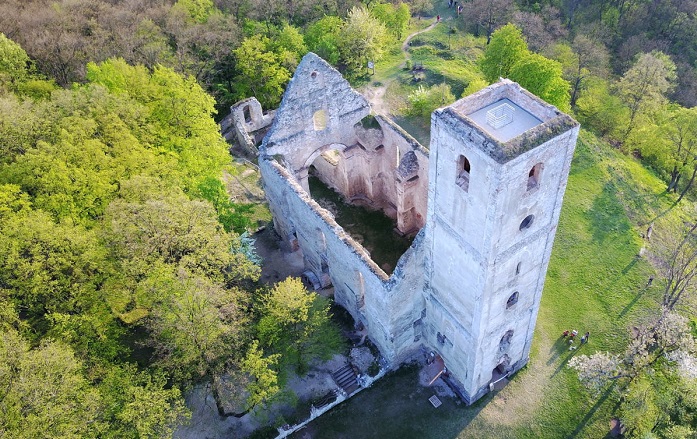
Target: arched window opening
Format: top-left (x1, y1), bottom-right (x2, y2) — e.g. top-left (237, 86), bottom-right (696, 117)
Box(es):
top-left (499, 329), bottom-right (514, 351)
top-left (506, 292), bottom-right (519, 308)
top-left (456, 155), bottom-right (471, 192)
top-left (519, 214), bottom-right (534, 231)
top-left (313, 109), bottom-right (328, 131)
top-left (527, 163), bottom-right (543, 191)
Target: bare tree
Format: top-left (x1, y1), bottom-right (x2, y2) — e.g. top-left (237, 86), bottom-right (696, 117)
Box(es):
top-left (461, 0), bottom-right (515, 45)
top-left (657, 219), bottom-right (697, 310)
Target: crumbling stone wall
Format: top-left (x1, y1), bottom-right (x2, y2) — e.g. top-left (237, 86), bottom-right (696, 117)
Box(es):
top-left (220, 97), bottom-right (275, 154)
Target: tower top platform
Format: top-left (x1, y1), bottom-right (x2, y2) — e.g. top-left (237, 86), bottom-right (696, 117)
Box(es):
top-left (436, 79), bottom-right (578, 163)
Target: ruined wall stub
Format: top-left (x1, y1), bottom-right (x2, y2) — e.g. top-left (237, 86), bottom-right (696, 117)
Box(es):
top-left (424, 80), bottom-right (578, 403)
top-left (259, 53), bottom-right (579, 405)
top-left (221, 97), bottom-right (275, 154)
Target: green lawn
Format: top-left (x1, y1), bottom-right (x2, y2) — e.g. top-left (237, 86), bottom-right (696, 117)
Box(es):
top-left (289, 130), bottom-right (686, 439)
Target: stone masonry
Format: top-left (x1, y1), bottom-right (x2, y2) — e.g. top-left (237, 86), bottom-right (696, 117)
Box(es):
top-left (258, 53), bottom-right (579, 404)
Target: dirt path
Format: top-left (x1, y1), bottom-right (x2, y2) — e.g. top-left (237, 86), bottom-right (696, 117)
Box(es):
top-left (402, 20), bottom-right (439, 52)
top-left (362, 18), bottom-right (441, 117)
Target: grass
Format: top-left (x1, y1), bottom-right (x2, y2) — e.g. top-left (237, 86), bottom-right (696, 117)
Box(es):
top-left (288, 129), bottom-right (688, 439)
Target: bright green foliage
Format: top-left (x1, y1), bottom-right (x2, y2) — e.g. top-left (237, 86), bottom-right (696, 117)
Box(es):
top-left (273, 24), bottom-right (308, 71)
top-left (147, 272), bottom-right (247, 382)
top-left (304, 16), bottom-right (343, 65)
top-left (171, 0), bottom-right (215, 23)
top-left (86, 59), bottom-right (231, 191)
top-left (631, 107), bottom-right (697, 195)
top-left (241, 340), bottom-right (281, 411)
top-left (462, 78), bottom-right (489, 97)
top-left (480, 24), bottom-right (529, 83)
top-left (618, 367), bottom-right (697, 439)
top-left (257, 278), bottom-right (343, 373)
top-left (0, 330), bottom-right (102, 438)
top-left (0, 33), bottom-right (31, 91)
top-left (195, 176), bottom-right (254, 233)
top-left (233, 35), bottom-right (291, 108)
top-left (509, 53), bottom-right (571, 112)
top-left (339, 7), bottom-right (390, 76)
top-left (0, 208), bottom-right (107, 321)
top-left (575, 77), bottom-right (629, 140)
top-left (617, 51), bottom-right (677, 141)
top-left (106, 191), bottom-right (259, 285)
top-left (371, 3), bottom-right (411, 40)
top-left (98, 364), bottom-right (190, 439)
top-left (407, 83), bottom-right (455, 118)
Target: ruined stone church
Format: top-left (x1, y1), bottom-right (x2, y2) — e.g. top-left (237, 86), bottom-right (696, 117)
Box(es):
top-left (256, 53), bottom-right (578, 404)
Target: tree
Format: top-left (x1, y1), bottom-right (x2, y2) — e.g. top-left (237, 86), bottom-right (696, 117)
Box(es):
top-left (105, 190), bottom-right (260, 287)
top-left (547, 35), bottom-right (610, 108)
top-left (569, 309), bottom-right (697, 437)
top-left (232, 35), bottom-right (291, 108)
top-left (461, 0), bottom-right (515, 45)
top-left (509, 53), bottom-right (571, 112)
top-left (407, 84), bottom-right (455, 118)
top-left (0, 330), bottom-right (102, 438)
top-left (479, 23), bottom-right (529, 83)
top-left (617, 51), bottom-right (677, 142)
top-left (147, 271), bottom-right (247, 383)
top-left (272, 24), bottom-right (308, 71)
top-left (665, 108), bottom-right (697, 200)
top-left (0, 33), bottom-right (31, 91)
top-left (338, 6), bottom-right (390, 76)
top-left (98, 364), bottom-right (190, 439)
top-left (240, 340), bottom-right (281, 411)
top-left (575, 76), bottom-right (629, 140)
top-left (304, 16), bottom-right (343, 66)
top-left (256, 278), bottom-right (343, 373)
top-left (652, 219), bottom-right (697, 311)
top-left (512, 6), bottom-right (567, 52)
top-left (371, 2), bottom-right (410, 40)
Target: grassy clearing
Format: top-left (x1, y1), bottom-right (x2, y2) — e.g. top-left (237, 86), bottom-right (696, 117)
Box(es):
top-left (290, 130), bottom-right (687, 439)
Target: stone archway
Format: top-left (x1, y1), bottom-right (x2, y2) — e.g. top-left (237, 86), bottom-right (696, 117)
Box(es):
top-left (296, 143), bottom-right (348, 194)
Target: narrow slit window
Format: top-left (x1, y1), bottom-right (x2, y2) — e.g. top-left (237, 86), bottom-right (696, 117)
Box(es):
top-left (456, 155), bottom-right (471, 192)
top-left (527, 163), bottom-right (543, 191)
top-left (515, 262), bottom-right (521, 275)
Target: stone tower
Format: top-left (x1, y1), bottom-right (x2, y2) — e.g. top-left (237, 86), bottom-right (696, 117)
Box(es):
top-left (423, 80), bottom-right (579, 403)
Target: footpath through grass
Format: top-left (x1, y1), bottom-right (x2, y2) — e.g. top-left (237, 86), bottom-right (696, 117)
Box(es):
top-left (291, 130), bottom-right (683, 439)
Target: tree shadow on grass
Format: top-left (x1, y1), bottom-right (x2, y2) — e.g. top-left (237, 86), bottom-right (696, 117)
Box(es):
top-left (566, 382), bottom-right (617, 439)
top-left (587, 182), bottom-right (631, 243)
top-left (551, 342), bottom-right (587, 377)
top-left (618, 284), bottom-right (651, 318)
top-left (547, 336), bottom-right (573, 366)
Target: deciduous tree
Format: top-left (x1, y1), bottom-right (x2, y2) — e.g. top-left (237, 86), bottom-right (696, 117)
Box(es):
top-left (257, 278), bottom-right (343, 373)
top-left (338, 6), bottom-right (390, 76)
top-left (617, 51), bottom-right (677, 142)
top-left (479, 24), bottom-right (529, 83)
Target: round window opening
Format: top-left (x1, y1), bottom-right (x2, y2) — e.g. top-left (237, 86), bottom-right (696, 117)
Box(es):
top-left (519, 214), bottom-right (534, 231)
top-left (311, 71), bottom-right (318, 79)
